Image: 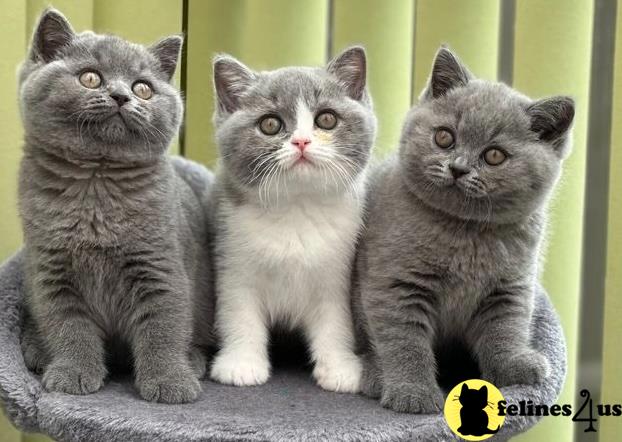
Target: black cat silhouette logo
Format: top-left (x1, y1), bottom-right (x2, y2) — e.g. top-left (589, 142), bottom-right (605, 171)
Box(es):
top-left (444, 379), bottom-right (505, 441)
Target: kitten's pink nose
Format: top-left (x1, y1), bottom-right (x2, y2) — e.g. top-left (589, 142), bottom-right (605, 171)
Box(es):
top-left (291, 137), bottom-right (311, 151)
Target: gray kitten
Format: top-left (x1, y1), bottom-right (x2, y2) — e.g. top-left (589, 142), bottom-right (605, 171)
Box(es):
top-left (18, 9), bottom-right (214, 404)
top-left (354, 47), bottom-right (574, 413)
top-left (209, 48), bottom-right (376, 392)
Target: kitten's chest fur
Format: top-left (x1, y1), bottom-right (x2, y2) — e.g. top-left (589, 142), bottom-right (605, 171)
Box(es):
top-left (369, 173), bottom-right (543, 306)
top-left (222, 195), bottom-right (362, 270)
top-left (418, 213), bottom-right (539, 286)
top-left (20, 151), bottom-right (164, 249)
top-left (218, 191), bottom-right (363, 323)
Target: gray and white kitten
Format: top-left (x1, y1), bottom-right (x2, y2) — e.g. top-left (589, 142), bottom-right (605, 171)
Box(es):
top-left (209, 48), bottom-right (376, 392)
top-left (355, 47), bottom-right (574, 413)
top-left (18, 9), bottom-right (214, 404)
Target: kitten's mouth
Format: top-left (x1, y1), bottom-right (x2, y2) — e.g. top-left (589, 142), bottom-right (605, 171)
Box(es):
top-left (294, 157), bottom-right (311, 166)
top-left (291, 154), bottom-right (315, 168)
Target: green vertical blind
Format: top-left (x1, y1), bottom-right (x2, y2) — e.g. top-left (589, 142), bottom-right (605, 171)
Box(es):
top-left (601, 1), bottom-right (622, 440)
top-left (0, 1), bottom-right (618, 441)
top-left (512, 1), bottom-right (594, 441)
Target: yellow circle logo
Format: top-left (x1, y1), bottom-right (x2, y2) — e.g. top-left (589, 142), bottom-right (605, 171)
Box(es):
top-left (444, 379), bottom-right (505, 440)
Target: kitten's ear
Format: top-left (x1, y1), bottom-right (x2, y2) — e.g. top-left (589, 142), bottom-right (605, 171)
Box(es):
top-left (461, 383), bottom-right (469, 394)
top-left (149, 35), bottom-right (183, 81)
top-left (326, 46), bottom-right (367, 101)
top-left (30, 8), bottom-right (75, 63)
top-left (527, 96), bottom-right (575, 146)
top-left (479, 385), bottom-right (488, 395)
top-left (213, 55), bottom-right (255, 114)
top-left (420, 46), bottom-right (473, 101)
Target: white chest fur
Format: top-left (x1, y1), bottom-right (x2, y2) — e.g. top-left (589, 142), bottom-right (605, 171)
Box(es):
top-left (218, 191), bottom-right (363, 323)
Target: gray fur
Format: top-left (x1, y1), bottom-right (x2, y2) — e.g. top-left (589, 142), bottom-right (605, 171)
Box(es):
top-left (18, 8), bottom-right (214, 404)
top-left (0, 252), bottom-right (567, 441)
top-left (354, 47), bottom-right (575, 413)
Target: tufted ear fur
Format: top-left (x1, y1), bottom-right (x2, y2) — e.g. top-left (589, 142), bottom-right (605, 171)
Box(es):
top-left (213, 55), bottom-right (255, 114)
top-left (527, 96), bottom-right (575, 144)
top-left (326, 46), bottom-right (367, 101)
top-left (149, 35), bottom-right (183, 81)
top-left (420, 46), bottom-right (473, 101)
top-left (29, 8), bottom-right (75, 63)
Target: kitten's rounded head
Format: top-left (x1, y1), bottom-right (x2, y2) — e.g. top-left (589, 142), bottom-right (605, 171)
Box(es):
top-left (212, 47), bottom-right (377, 201)
top-left (19, 8), bottom-right (183, 164)
top-left (399, 46), bottom-right (575, 223)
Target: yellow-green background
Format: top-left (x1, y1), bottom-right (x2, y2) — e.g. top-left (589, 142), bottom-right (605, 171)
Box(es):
top-left (0, 1), bottom-right (619, 441)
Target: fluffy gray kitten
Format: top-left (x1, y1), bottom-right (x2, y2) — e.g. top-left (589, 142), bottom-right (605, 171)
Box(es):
top-left (209, 48), bottom-right (376, 392)
top-left (18, 9), bottom-right (213, 404)
top-left (354, 47), bottom-right (574, 413)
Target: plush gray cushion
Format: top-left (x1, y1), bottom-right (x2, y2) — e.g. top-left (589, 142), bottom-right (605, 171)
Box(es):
top-left (0, 252), bottom-right (566, 441)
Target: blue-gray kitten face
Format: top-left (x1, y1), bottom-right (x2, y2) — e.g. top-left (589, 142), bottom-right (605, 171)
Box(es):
top-left (213, 47), bottom-right (376, 197)
top-left (19, 9), bottom-right (183, 163)
top-left (400, 47), bottom-right (575, 223)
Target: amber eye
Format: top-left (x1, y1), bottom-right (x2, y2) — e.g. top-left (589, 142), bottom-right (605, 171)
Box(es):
top-left (434, 128), bottom-right (455, 148)
top-left (483, 148), bottom-right (507, 166)
top-left (315, 111), bottom-right (338, 130)
top-left (132, 82), bottom-right (153, 100)
top-left (79, 71), bottom-right (102, 89)
top-left (259, 115), bottom-right (282, 135)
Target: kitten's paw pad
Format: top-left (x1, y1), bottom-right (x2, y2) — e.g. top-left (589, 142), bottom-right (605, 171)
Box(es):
top-left (313, 355), bottom-right (362, 393)
top-left (136, 370), bottom-right (201, 404)
top-left (488, 350), bottom-right (550, 386)
top-left (381, 382), bottom-right (444, 414)
top-left (210, 351), bottom-right (270, 386)
top-left (42, 361), bottom-right (106, 395)
top-left (189, 347), bottom-right (207, 379)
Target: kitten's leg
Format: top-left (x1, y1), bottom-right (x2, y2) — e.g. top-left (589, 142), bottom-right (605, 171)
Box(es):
top-left (36, 288), bottom-right (107, 394)
top-left (468, 285), bottom-right (549, 386)
top-left (28, 252), bottom-right (107, 394)
top-left (128, 259), bottom-right (201, 404)
top-left (21, 310), bottom-right (50, 375)
top-left (364, 283), bottom-right (444, 414)
top-left (360, 350), bottom-right (383, 398)
top-left (304, 283), bottom-right (362, 393)
top-left (210, 283), bottom-right (270, 386)
top-left (189, 345), bottom-right (207, 379)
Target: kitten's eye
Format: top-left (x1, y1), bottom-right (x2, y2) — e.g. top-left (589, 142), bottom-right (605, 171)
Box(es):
top-left (434, 128), bottom-right (455, 148)
top-left (483, 148), bottom-right (507, 165)
top-left (259, 115), bottom-right (283, 135)
top-left (315, 111), bottom-right (337, 130)
top-left (132, 82), bottom-right (153, 100)
top-left (79, 71), bottom-right (102, 89)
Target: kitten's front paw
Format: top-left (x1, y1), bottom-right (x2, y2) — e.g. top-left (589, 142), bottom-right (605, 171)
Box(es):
top-left (42, 360), bottom-right (106, 395)
top-left (486, 349), bottom-right (550, 386)
top-left (313, 354), bottom-right (362, 393)
top-left (381, 382), bottom-right (444, 414)
top-left (136, 367), bottom-right (201, 404)
top-left (210, 350), bottom-right (270, 386)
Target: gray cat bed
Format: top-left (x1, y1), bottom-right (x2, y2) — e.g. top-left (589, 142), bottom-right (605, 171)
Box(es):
top-left (0, 252), bottom-right (566, 441)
